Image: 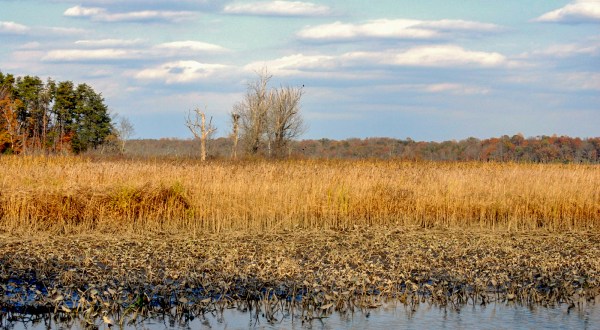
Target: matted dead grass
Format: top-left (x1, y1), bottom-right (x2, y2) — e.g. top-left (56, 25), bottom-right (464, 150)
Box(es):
top-left (0, 228), bottom-right (599, 327)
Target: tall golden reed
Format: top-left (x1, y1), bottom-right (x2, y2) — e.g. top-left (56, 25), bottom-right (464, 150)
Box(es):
top-left (0, 156), bottom-right (598, 233)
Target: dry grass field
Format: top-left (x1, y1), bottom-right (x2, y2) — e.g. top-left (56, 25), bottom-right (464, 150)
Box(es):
top-left (0, 156), bottom-right (598, 233)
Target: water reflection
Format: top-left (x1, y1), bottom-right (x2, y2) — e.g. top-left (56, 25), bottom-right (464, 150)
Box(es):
top-left (8, 301), bottom-right (600, 330)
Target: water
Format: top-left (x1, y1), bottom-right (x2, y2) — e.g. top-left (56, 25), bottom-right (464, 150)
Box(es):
top-left (6, 302), bottom-right (599, 329)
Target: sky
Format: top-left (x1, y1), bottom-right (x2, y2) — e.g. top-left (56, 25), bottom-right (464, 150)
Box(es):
top-left (1, 0), bottom-right (599, 141)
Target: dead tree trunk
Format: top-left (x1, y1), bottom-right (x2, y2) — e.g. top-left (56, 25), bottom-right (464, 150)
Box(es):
top-left (185, 108), bottom-right (216, 161)
top-left (230, 112), bottom-right (240, 160)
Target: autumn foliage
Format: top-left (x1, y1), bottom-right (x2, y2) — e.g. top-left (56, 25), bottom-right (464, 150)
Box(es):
top-left (0, 92), bottom-right (23, 153)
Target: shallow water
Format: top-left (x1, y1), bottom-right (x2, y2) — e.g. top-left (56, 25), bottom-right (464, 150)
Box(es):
top-left (7, 301), bottom-right (600, 329)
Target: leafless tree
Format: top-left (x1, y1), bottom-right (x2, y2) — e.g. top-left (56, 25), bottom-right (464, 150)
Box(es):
top-left (235, 69), bottom-right (306, 157)
top-left (235, 69), bottom-right (272, 155)
top-left (115, 115), bottom-right (135, 154)
top-left (185, 108), bottom-right (216, 161)
top-left (269, 85), bottom-right (306, 158)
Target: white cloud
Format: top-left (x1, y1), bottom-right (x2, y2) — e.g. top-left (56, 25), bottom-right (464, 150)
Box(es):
top-left (1, 21), bottom-right (85, 37)
top-left (561, 72), bottom-right (600, 90)
top-left (341, 82), bottom-right (492, 96)
top-left (33, 39), bottom-right (228, 64)
top-left (246, 45), bottom-right (508, 76)
top-left (155, 41), bottom-right (228, 52)
top-left (44, 27), bottom-right (87, 36)
top-left (525, 41), bottom-right (600, 58)
top-left (64, 5), bottom-right (195, 22)
top-left (245, 54), bottom-right (336, 76)
top-left (298, 20), bottom-right (436, 40)
top-left (107, 10), bottom-right (195, 22)
top-left (534, 0), bottom-right (600, 23)
top-left (42, 49), bottom-right (142, 61)
top-left (57, 0), bottom-right (221, 10)
top-left (224, 1), bottom-right (331, 16)
top-left (135, 61), bottom-right (232, 83)
top-left (0, 21), bottom-right (30, 34)
top-left (297, 19), bottom-right (502, 41)
top-left (516, 37), bottom-right (600, 64)
top-left (417, 19), bottom-right (502, 32)
top-left (341, 45), bottom-right (507, 68)
top-left (9, 50), bottom-right (47, 63)
top-left (64, 5), bottom-right (107, 17)
top-left (386, 45), bottom-right (507, 67)
top-left (425, 83), bottom-right (490, 95)
top-left (75, 39), bottom-right (145, 47)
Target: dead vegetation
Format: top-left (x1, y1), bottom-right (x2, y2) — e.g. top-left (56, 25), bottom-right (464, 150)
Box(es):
top-left (0, 229), bottom-right (598, 327)
top-left (0, 156), bottom-right (598, 233)
top-left (0, 156), bottom-right (598, 326)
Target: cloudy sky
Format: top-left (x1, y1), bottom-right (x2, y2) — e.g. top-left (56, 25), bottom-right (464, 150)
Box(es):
top-left (1, 0), bottom-right (599, 140)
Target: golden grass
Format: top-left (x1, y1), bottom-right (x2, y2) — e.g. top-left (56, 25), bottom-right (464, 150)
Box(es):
top-left (0, 156), bottom-right (598, 233)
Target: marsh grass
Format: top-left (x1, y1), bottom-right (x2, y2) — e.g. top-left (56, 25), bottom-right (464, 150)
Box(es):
top-left (0, 156), bottom-right (598, 233)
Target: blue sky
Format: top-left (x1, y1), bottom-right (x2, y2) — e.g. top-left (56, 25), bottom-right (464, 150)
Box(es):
top-left (1, 0), bottom-right (598, 140)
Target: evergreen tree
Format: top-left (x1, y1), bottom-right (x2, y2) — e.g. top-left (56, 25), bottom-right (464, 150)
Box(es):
top-left (52, 80), bottom-right (77, 152)
top-left (70, 84), bottom-right (113, 153)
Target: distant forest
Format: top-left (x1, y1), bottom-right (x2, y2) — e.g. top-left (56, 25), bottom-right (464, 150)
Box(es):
top-left (119, 135), bottom-right (600, 163)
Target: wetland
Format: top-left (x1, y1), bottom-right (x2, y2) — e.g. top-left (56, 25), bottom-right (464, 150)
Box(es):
top-left (1, 228), bottom-right (599, 328)
top-left (0, 157), bottom-right (599, 328)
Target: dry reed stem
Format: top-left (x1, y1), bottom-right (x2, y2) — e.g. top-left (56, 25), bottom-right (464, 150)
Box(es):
top-left (0, 156), bottom-right (598, 233)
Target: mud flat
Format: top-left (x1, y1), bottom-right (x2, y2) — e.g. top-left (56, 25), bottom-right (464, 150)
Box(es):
top-left (1, 228), bottom-right (598, 328)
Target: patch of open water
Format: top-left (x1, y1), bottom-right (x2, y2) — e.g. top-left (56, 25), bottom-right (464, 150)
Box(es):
top-left (6, 301), bottom-right (599, 329)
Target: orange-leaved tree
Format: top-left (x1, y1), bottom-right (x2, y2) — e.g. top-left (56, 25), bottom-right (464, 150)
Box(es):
top-left (0, 87), bottom-right (23, 154)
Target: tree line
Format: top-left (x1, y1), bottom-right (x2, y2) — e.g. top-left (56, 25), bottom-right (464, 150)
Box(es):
top-left (119, 135), bottom-right (599, 164)
top-left (293, 135), bottom-right (600, 163)
top-left (0, 72), bottom-right (113, 154)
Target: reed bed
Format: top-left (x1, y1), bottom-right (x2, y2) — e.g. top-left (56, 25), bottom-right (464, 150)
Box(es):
top-left (0, 229), bottom-right (598, 327)
top-left (0, 156), bottom-right (598, 233)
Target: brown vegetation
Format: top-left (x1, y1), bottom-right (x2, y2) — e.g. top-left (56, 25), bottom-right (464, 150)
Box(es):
top-left (0, 156), bottom-right (598, 234)
top-left (0, 229), bottom-right (598, 327)
top-left (0, 156), bottom-right (598, 326)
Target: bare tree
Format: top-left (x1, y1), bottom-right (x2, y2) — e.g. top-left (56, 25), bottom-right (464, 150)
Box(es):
top-left (115, 116), bottom-right (135, 154)
top-left (230, 112), bottom-right (240, 159)
top-left (185, 108), bottom-right (216, 161)
top-left (235, 69), bottom-right (306, 157)
top-left (269, 85), bottom-right (306, 158)
top-left (235, 69), bottom-right (272, 155)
